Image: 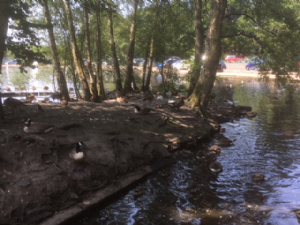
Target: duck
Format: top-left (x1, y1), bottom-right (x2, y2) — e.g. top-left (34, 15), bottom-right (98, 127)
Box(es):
top-left (209, 145), bottom-right (221, 154)
top-left (196, 150), bottom-right (207, 160)
top-left (215, 138), bottom-right (235, 147)
top-left (26, 94), bottom-right (36, 102)
top-left (23, 118), bottom-right (55, 134)
top-left (168, 97), bottom-right (184, 110)
top-left (44, 86), bottom-right (49, 91)
top-left (133, 187), bottom-right (145, 196)
top-left (69, 141), bottom-right (87, 163)
top-left (51, 92), bottom-right (62, 102)
top-left (31, 86), bottom-right (36, 91)
top-left (246, 111), bottom-right (257, 117)
top-left (5, 87), bottom-right (11, 91)
top-left (220, 127), bottom-right (225, 133)
top-left (252, 173), bottom-right (265, 181)
top-left (132, 105), bottom-right (153, 115)
top-left (117, 97), bottom-right (128, 103)
top-left (209, 162), bottom-right (223, 173)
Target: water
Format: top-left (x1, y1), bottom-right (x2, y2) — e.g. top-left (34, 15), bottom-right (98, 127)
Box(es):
top-left (66, 77), bottom-right (300, 225)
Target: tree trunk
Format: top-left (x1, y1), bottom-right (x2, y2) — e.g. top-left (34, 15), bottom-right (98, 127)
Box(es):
top-left (187, 0), bottom-right (204, 97)
top-left (42, 0), bottom-right (70, 101)
top-left (0, 0), bottom-right (9, 124)
top-left (141, 40), bottom-right (150, 91)
top-left (96, 5), bottom-right (105, 98)
top-left (187, 0), bottom-right (226, 112)
top-left (144, 0), bottom-right (160, 92)
top-left (108, 0), bottom-right (122, 91)
top-left (64, 0), bottom-right (91, 100)
top-left (124, 0), bottom-right (139, 92)
top-left (84, 1), bottom-right (98, 101)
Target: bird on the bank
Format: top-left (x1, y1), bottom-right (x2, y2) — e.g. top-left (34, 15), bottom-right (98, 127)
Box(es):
top-left (51, 92), bottom-right (62, 102)
top-left (209, 161), bottom-right (223, 173)
top-left (69, 141), bottom-right (87, 162)
top-left (44, 86), bottom-right (49, 91)
top-left (5, 87), bottom-right (11, 92)
top-left (117, 97), bottom-right (128, 103)
top-left (252, 173), bottom-right (265, 181)
top-left (143, 91), bottom-right (154, 105)
top-left (37, 104), bottom-right (44, 113)
top-left (132, 105), bottom-right (153, 115)
top-left (4, 97), bottom-right (26, 113)
top-left (23, 118), bottom-right (81, 134)
top-left (31, 86), bottom-right (36, 91)
top-left (196, 150), bottom-right (207, 160)
top-left (209, 145), bottom-right (221, 154)
top-left (215, 138), bottom-right (235, 147)
top-left (26, 94), bottom-right (36, 103)
top-left (168, 97), bottom-right (184, 110)
top-left (23, 118), bottom-right (55, 134)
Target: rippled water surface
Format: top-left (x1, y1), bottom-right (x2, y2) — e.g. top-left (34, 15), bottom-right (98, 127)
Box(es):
top-left (72, 77), bottom-right (300, 225)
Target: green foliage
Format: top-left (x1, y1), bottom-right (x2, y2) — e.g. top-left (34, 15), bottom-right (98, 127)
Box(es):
top-left (9, 69), bottom-right (31, 89)
top-left (157, 68), bottom-right (187, 93)
top-left (35, 67), bottom-right (53, 83)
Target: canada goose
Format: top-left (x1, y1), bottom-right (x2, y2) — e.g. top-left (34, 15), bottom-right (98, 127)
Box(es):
top-left (23, 118), bottom-right (81, 134)
top-left (209, 162), bottom-right (223, 173)
top-left (4, 97), bottom-right (26, 113)
top-left (196, 150), bottom-right (207, 160)
top-left (51, 92), bottom-right (62, 102)
top-left (168, 97), bottom-right (184, 110)
top-left (23, 118), bottom-right (55, 134)
top-left (215, 138), bottom-right (235, 147)
top-left (132, 105), bottom-right (152, 115)
top-left (252, 173), bottom-right (265, 181)
top-left (69, 141), bottom-right (87, 162)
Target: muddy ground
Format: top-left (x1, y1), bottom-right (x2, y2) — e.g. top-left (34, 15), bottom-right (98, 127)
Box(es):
top-left (0, 92), bottom-right (252, 225)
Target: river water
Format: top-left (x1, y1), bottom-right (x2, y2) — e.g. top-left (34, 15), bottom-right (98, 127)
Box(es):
top-left (66, 76), bottom-right (300, 225)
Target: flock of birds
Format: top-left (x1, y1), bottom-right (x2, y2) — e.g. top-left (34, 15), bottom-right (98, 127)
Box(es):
top-left (2, 89), bottom-right (186, 172)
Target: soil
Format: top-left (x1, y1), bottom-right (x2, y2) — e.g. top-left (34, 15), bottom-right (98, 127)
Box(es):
top-left (0, 91), bottom-right (252, 225)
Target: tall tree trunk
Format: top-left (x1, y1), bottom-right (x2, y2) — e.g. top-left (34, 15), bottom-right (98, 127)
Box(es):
top-left (84, 1), bottom-right (98, 101)
top-left (188, 0), bottom-right (204, 97)
top-left (187, 0), bottom-right (226, 113)
top-left (108, 0), bottom-right (122, 91)
top-left (144, 0), bottom-right (160, 92)
top-left (124, 0), bottom-right (139, 92)
top-left (64, 0), bottom-right (91, 100)
top-left (141, 40), bottom-right (150, 91)
top-left (42, 0), bottom-right (70, 101)
top-left (96, 4), bottom-right (105, 98)
top-left (0, 0), bottom-right (9, 123)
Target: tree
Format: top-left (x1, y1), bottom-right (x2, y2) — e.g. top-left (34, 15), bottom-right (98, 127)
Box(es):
top-left (107, 0), bottom-right (122, 91)
top-left (83, 0), bottom-right (99, 101)
top-left (124, 0), bottom-right (139, 92)
top-left (187, 0), bottom-right (227, 113)
top-left (64, 0), bottom-right (91, 100)
top-left (41, 0), bottom-right (70, 101)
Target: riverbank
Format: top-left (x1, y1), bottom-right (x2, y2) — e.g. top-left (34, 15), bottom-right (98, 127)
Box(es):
top-left (0, 91), bottom-right (253, 225)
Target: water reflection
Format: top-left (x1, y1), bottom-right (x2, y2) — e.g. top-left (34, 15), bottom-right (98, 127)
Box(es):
top-left (69, 77), bottom-right (300, 225)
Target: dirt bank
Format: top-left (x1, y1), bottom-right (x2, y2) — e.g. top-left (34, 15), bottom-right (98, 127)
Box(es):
top-left (0, 92), bottom-right (252, 225)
